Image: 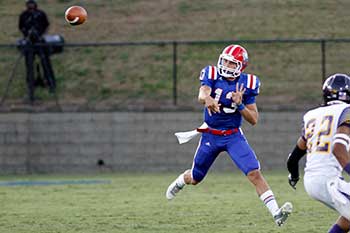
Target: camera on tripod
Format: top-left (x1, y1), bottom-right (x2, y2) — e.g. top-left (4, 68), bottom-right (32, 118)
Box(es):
top-left (15, 5), bottom-right (65, 103)
top-left (0, 0), bottom-right (66, 106)
top-left (17, 27), bottom-right (64, 56)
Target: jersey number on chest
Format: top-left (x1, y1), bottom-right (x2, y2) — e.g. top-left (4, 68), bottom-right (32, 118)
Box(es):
top-left (305, 115), bottom-right (334, 154)
top-left (214, 88), bottom-right (237, 113)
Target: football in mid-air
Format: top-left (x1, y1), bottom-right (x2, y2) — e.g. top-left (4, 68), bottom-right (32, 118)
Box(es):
top-left (65, 6), bottom-right (87, 26)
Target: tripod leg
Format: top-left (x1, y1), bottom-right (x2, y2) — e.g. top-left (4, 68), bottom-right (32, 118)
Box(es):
top-left (52, 89), bottom-right (62, 112)
top-left (35, 62), bottom-right (45, 87)
top-left (25, 48), bottom-right (35, 104)
top-left (0, 53), bottom-right (23, 106)
top-left (38, 47), bottom-right (56, 92)
top-left (37, 47), bottom-right (61, 110)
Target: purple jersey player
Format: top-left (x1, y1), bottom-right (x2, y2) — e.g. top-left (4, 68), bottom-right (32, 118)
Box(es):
top-left (166, 44), bottom-right (293, 227)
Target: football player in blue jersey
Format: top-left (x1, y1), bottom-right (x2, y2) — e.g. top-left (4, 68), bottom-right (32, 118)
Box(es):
top-left (166, 44), bottom-right (292, 227)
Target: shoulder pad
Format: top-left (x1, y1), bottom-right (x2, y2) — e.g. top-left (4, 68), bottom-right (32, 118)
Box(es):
top-left (338, 106), bottom-right (350, 127)
top-left (241, 73), bottom-right (261, 95)
top-left (199, 65), bottom-right (219, 81)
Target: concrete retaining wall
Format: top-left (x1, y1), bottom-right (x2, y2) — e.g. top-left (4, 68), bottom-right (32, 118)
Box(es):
top-left (0, 112), bottom-right (304, 174)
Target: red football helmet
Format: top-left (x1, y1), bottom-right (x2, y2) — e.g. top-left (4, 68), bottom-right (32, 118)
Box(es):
top-left (217, 44), bottom-right (248, 78)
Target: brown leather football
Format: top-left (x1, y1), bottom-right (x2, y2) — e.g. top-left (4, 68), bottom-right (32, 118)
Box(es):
top-left (65, 6), bottom-right (87, 26)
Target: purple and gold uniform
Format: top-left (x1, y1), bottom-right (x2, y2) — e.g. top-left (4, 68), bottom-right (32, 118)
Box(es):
top-left (192, 65), bottom-right (261, 182)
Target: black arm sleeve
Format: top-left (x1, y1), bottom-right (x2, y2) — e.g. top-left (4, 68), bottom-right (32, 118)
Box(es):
top-left (287, 145), bottom-right (306, 178)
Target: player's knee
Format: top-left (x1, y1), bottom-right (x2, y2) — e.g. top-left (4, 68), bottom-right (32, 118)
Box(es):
top-left (191, 169), bottom-right (205, 184)
top-left (247, 169), bottom-right (262, 182)
top-left (191, 179), bottom-right (199, 185)
top-left (184, 170), bottom-right (200, 185)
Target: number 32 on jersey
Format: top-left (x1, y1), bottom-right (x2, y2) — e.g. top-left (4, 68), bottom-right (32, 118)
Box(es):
top-left (305, 115), bottom-right (334, 154)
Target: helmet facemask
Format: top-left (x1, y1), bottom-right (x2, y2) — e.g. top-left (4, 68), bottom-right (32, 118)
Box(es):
top-left (217, 54), bottom-right (242, 78)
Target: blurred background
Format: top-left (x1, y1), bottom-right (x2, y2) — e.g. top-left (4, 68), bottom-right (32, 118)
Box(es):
top-left (0, 0), bottom-right (349, 174)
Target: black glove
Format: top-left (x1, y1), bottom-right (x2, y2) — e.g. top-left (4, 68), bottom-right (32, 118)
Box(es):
top-left (288, 174), bottom-right (299, 190)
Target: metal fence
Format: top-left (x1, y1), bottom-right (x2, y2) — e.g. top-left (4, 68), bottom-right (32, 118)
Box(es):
top-left (0, 38), bottom-right (349, 111)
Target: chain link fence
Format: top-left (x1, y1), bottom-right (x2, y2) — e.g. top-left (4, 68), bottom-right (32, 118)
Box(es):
top-left (0, 39), bottom-right (349, 111)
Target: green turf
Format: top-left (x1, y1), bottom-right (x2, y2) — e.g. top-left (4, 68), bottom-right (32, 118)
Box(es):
top-left (0, 172), bottom-right (338, 233)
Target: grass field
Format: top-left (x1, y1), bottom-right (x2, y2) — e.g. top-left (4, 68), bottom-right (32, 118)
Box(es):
top-left (0, 172), bottom-right (338, 233)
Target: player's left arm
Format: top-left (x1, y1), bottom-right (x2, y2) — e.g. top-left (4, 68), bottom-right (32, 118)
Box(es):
top-left (239, 103), bottom-right (259, 125)
top-left (232, 82), bottom-right (258, 125)
top-left (333, 125), bottom-right (350, 176)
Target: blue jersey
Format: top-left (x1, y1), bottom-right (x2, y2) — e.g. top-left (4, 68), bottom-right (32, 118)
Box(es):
top-left (199, 65), bottom-right (261, 130)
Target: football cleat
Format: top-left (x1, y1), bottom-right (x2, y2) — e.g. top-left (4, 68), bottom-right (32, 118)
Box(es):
top-left (273, 202), bottom-right (293, 227)
top-left (166, 179), bottom-right (183, 200)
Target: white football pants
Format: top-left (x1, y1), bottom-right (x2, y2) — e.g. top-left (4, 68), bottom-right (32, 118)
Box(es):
top-left (304, 174), bottom-right (350, 221)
